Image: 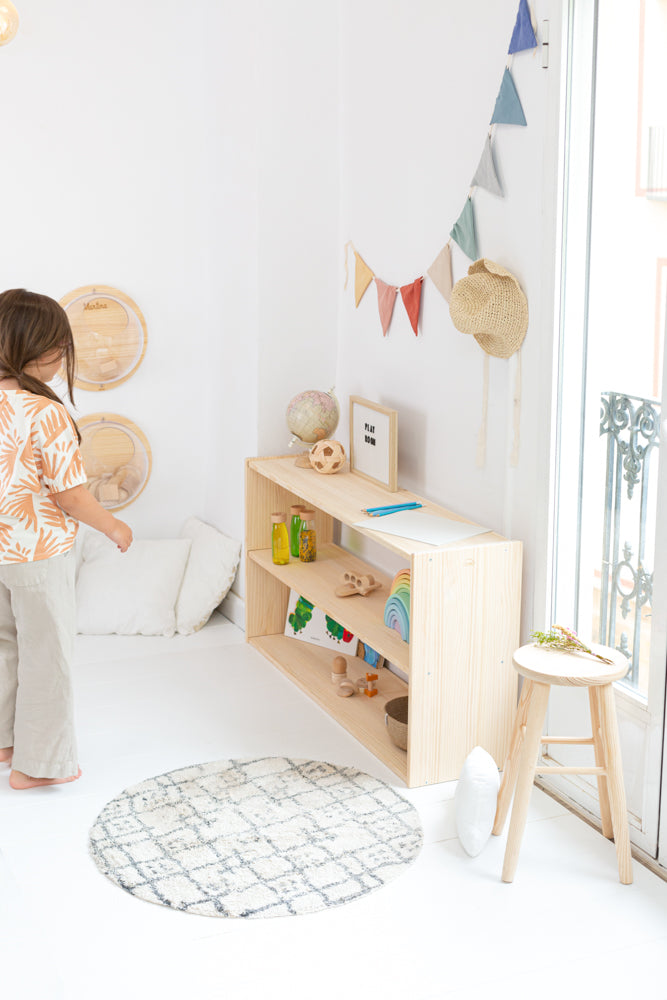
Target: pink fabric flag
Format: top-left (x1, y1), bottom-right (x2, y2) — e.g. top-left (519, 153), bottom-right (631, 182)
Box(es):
top-left (400, 277), bottom-right (424, 336)
top-left (375, 278), bottom-right (398, 336)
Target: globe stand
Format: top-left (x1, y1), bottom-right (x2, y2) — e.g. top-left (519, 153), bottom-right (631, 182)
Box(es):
top-left (294, 450), bottom-right (313, 469)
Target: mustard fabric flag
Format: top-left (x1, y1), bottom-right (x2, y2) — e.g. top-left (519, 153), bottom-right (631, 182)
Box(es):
top-left (375, 278), bottom-right (398, 336)
top-left (427, 244), bottom-right (453, 303)
top-left (471, 135), bottom-right (503, 196)
top-left (400, 277), bottom-right (423, 336)
top-left (490, 67), bottom-right (526, 126)
top-left (354, 252), bottom-right (375, 307)
top-left (450, 198), bottom-right (479, 261)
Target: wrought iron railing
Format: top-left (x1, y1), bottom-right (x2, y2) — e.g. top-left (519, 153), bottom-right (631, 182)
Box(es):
top-left (599, 392), bottom-right (660, 687)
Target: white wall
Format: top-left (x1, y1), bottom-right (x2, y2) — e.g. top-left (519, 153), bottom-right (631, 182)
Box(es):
top-left (335, 0), bottom-right (563, 634)
top-left (0, 1), bottom-right (565, 633)
top-left (0, 0), bottom-right (248, 541)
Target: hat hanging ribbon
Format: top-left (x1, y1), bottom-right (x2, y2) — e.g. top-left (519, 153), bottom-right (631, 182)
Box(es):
top-left (449, 259), bottom-right (528, 466)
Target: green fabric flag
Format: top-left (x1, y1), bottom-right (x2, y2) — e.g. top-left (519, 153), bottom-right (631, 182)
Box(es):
top-left (490, 67), bottom-right (527, 126)
top-left (450, 198), bottom-right (478, 260)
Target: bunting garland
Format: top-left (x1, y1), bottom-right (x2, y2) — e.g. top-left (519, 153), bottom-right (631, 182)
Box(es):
top-left (472, 134), bottom-right (503, 196)
top-left (426, 243), bottom-right (453, 303)
top-left (375, 278), bottom-right (398, 336)
top-left (344, 0), bottom-right (537, 337)
top-left (399, 278), bottom-right (423, 337)
top-left (450, 198), bottom-right (479, 261)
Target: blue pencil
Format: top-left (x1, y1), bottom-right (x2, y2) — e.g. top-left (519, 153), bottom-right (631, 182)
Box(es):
top-left (363, 502), bottom-right (423, 517)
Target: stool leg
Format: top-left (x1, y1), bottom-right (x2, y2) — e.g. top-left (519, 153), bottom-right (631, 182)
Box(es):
top-left (597, 682), bottom-right (633, 884)
top-left (501, 680), bottom-right (550, 883)
top-left (589, 686), bottom-right (613, 839)
top-left (493, 679), bottom-right (533, 836)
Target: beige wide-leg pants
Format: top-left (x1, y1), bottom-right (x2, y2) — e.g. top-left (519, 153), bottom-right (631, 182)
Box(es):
top-left (0, 548), bottom-right (77, 779)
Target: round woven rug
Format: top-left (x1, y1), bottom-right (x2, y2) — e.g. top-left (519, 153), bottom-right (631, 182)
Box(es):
top-left (89, 757), bottom-right (423, 918)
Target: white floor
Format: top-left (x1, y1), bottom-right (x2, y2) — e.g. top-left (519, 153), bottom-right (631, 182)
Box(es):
top-left (2, 614), bottom-right (667, 1000)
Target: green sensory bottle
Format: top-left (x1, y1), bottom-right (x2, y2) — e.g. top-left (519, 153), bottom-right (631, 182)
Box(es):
top-left (289, 504), bottom-right (305, 558)
top-left (271, 512), bottom-right (290, 565)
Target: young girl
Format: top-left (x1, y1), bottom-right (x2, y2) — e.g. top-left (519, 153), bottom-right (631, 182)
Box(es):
top-left (0, 288), bottom-right (132, 789)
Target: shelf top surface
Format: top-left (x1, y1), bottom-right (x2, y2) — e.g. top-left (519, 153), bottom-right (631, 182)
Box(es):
top-left (248, 455), bottom-right (514, 556)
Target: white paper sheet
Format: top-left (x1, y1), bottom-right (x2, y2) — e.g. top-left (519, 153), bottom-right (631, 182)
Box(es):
top-left (354, 510), bottom-right (491, 547)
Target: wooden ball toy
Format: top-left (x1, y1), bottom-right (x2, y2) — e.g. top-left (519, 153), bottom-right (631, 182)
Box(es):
top-left (309, 439), bottom-right (346, 475)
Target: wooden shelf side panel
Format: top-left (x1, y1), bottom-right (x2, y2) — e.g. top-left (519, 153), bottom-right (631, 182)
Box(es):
top-left (245, 557), bottom-right (289, 640)
top-left (407, 542), bottom-right (522, 786)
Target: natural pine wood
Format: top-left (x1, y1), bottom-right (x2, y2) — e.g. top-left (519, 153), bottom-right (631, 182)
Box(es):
top-left (598, 682), bottom-right (633, 884)
top-left (498, 643), bottom-right (633, 884)
top-left (589, 685), bottom-right (614, 839)
top-left (245, 455), bottom-right (522, 787)
top-left (502, 681), bottom-right (550, 883)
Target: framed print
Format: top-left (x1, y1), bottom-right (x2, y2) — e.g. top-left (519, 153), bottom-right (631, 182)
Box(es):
top-left (349, 396), bottom-right (398, 492)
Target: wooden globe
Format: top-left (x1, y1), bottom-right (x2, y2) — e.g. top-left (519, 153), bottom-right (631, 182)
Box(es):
top-left (310, 439), bottom-right (346, 475)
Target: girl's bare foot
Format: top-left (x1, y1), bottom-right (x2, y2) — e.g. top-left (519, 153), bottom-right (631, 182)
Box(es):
top-left (0, 746), bottom-right (12, 763)
top-left (9, 767), bottom-right (81, 789)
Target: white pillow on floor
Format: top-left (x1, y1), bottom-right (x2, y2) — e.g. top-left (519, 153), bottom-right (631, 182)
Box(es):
top-left (175, 517), bottom-right (241, 635)
top-left (76, 534), bottom-right (191, 637)
top-left (455, 746), bottom-right (500, 857)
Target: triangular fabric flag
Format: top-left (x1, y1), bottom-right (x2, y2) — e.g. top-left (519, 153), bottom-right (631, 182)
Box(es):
top-left (450, 198), bottom-right (479, 260)
top-left (399, 277), bottom-right (423, 336)
top-left (354, 251), bottom-right (374, 306)
top-left (427, 244), bottom-right (453, 303)
top-left (508, 0), bottom-right (537, 54)
top-left (375, 278), bottom-right (398, 336)
top-left (490, 67), bottom-right (527, 126)
top-left (471, 135), bottom-right (503, 196)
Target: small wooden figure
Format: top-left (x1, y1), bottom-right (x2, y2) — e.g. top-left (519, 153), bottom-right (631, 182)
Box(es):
top-left (364, 672), bottom-right (379, 697)
top-left (332, 655), bottom-right (348, 684)
top-left (337, 680), bottom-right (356, 697)
top-left (356, 672), bottom-right (379, 697)
top-left (335, 571), bottom-right (382, 598)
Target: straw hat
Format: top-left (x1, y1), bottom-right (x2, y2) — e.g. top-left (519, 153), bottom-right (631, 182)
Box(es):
top-left (449, 259), bottom-right (528, 358)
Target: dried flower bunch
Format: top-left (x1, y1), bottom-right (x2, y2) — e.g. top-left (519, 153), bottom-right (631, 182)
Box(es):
top-left (530, 625), bottom-right (614, 665)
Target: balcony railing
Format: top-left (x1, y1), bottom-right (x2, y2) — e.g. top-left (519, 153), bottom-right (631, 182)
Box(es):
top-left (599, 391), bottom-right (660, 689)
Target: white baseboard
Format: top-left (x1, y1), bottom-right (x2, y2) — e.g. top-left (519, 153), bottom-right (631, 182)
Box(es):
top-left (219, 590), bottom-right (245, 630)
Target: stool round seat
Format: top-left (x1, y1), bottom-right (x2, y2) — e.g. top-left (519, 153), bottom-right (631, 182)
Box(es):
top-left (513, 642), bottom-right (629, 687)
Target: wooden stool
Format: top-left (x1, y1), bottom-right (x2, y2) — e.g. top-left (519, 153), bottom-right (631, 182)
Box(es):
top-left (493, 642), bottom-right (632, 884)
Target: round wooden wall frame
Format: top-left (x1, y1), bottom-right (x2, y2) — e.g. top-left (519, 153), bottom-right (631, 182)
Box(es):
top-left (59, 285), bottom-right (147, 391)
top-left (78, 413), bottom-right (152, 511)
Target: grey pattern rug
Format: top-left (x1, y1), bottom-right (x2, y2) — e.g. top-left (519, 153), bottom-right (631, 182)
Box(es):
top-left (89, 757), bottom-right (423, 918)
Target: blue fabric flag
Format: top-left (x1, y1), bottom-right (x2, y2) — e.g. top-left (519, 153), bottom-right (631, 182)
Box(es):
top-left (450, 198), bottom-right (479, 261)
top-left (508, 0), bottom-right (537, 54)
top-left (490, 67), bottom-right (527, 126)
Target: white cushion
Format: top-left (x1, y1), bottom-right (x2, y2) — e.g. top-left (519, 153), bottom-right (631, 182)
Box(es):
top-left (76, 533), bottom-right (191, 637)
top-left (175, 517), bottom-right (241, 635)
top-left (454, 746), bottom-right (500, 857)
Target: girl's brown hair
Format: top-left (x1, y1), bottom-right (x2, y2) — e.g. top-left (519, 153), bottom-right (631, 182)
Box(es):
top-left (0, 289), bottom-right (80, 440)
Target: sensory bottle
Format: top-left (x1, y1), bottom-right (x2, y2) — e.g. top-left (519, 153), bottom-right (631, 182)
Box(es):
top-left (299, 510), bottom-right (317, 563)
top-left (289, 504), bottom-right (305, 558)
top-left (271, 512), bottom-right (290, 565)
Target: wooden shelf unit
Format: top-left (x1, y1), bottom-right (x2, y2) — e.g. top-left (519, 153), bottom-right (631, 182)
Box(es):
top-left (245, 456), bottom-right (522, 787)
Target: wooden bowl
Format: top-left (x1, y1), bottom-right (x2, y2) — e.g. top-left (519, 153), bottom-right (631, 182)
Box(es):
top-left (384, 696), bottom-right (408, 750)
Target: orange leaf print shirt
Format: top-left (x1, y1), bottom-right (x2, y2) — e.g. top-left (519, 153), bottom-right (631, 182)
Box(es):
top-left (0, 390), bottom-right (88, 563)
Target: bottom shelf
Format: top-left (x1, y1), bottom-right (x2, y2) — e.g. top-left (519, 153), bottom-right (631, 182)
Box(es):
top-left (249, 633), bottom-right (409, 783)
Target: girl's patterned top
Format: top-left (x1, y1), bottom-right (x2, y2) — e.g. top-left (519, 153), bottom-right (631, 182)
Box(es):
top-left (0, 390), bottom-right (88, 562)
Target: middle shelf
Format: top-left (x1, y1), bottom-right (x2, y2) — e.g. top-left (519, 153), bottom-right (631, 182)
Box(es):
top-left (248, 542), bottom-right (410, 672)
